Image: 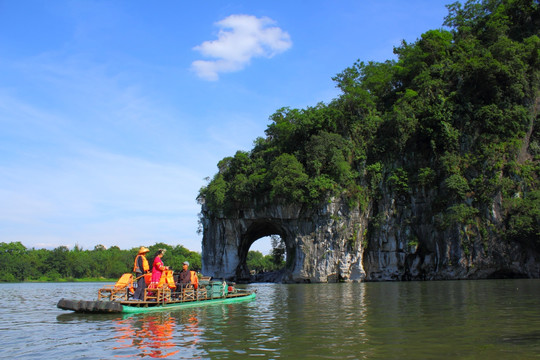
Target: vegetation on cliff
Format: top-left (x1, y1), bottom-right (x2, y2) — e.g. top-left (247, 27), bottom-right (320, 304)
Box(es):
top-left (199, 0), bottom-right (540, 248)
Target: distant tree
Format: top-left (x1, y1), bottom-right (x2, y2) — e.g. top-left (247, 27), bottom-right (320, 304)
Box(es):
top-left (246, 251), bottom-right (267, 273)
top-left (270, 235), bottom-right (285, 267)
top-left (0, 241), bottom-right (202, 282)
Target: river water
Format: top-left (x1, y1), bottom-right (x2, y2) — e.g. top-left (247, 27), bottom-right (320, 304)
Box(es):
top-left (1, 280), bottom-right (539, 359)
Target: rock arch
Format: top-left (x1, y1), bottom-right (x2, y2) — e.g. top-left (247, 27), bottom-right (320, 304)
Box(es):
top-left (200, 190), bottom-right (540, 282)
top-left (200, 199), bottom-right (367, 283)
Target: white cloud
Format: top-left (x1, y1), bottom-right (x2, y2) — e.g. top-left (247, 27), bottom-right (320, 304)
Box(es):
top-left (192, 14), bottom-right (292, 81)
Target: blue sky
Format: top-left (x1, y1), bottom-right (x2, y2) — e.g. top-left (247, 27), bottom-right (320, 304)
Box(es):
top-left (0, 0), bottom-right (451, 254)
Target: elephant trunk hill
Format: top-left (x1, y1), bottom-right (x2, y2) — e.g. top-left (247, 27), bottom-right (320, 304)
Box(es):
top-left (199, 0), bottom-right (540, 283)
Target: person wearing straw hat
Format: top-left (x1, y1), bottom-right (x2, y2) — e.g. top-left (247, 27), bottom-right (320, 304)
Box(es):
top-left (132, 246), bottom-right (150, 300)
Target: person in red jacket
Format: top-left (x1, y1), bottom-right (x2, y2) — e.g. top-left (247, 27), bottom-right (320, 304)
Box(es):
top-left (150, 249), bottom-right (170, 288)
top-left (133, 246), bottom-right (150, 300)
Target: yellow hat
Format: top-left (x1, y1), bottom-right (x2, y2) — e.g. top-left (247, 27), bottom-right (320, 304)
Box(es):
top-left (138, 246), bottom-right (150, 254)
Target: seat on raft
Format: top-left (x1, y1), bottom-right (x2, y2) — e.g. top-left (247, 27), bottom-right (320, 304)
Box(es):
top-left (144, 270), bottom-right (175, 302)
top-left (98, 273), bottom-right (134, 301)
top-left (175, 282), bottom-right (207, 302)
top-left (144, 285), bottom-right (172, 303)
top-left (181, 284), bottom-right (197, 301)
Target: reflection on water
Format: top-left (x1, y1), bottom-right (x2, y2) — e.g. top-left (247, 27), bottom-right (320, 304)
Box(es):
top-left (113, 313), bottom-right (182, 358)
top-left (2, 280), bottom-right (540, 359)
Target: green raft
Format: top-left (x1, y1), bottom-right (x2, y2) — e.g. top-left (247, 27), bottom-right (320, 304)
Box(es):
top-left (122, 291), bottom-right (256, 313)
top-left (57, 291), bottom-right (256, 314)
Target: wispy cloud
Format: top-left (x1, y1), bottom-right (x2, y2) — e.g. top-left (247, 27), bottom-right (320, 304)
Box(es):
top-left (0, 53), bottom-right (209, 251)
top-left (192, 14), bottom-right (292, 81)
top-left (0, 146), bottom-right (205, 250)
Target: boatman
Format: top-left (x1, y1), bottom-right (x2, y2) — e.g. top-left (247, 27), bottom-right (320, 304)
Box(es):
top-left (176, 261), bottom-right (198, 290)
top-left (133, 246), bottom-right (150, 300)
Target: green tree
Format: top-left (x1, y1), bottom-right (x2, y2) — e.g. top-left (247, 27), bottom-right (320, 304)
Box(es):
top-left (246, 251), bottom-right (268, 273)
top-left (0, 242), bottom-right (28, 281)
top-left (269, 153), bottom-right (309, 203)
top-left (504, 189), bottom-right (540, 248)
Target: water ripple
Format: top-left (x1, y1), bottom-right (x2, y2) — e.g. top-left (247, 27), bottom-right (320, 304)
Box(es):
top-left (1, 280), bottom-right (540, 359)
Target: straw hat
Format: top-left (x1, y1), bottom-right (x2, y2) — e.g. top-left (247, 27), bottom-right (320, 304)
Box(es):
top-left (138, 246), bottom-right (150, 254)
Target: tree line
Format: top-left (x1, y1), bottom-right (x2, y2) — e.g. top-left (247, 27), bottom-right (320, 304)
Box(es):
top-left (0, 241), bottom-right (284, 282)
top-left (0, 241), bottom-right (201, 282)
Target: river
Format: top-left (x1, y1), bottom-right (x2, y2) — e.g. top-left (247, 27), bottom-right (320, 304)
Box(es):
top-left (1, 280), bottom-right (539, 359)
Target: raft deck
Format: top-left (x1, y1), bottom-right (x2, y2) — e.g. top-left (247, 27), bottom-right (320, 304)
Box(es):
top-left (57, 291), bottom-right (256, 314)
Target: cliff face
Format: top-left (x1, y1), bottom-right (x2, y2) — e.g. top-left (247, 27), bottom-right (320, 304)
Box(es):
top-left (201, 182), bottom-right (540, 282)
top-left (201, 200), bottom-right (367, 282)
top-left (364, 184), bottom-right (540, 281)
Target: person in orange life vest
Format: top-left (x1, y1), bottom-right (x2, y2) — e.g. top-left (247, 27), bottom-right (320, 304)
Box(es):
top-left (177, 261), bottom-right (198, 290)
top-left (150, 249), bottom-right (170, 287)
top-left (133, 246), bottom-right (150, 300)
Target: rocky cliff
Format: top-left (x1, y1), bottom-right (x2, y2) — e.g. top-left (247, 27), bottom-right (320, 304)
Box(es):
top-left (201, 181), bottom-right (540, 283)
top-left (201, 199), bottom-right (367, 282)
top-left (365, 182), bottom-right (540, 281)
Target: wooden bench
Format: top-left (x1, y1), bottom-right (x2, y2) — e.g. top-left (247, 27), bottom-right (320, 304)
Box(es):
top-left (98, 273), bottom-right (133, 301)
top-left (144, 285), bottom-right (171, 303)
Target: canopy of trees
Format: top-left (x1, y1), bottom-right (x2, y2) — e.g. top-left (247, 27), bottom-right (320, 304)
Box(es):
top-left (0, 242), bottom-right (201, 282)
top-left (199, 0), bottom-right (540, 247)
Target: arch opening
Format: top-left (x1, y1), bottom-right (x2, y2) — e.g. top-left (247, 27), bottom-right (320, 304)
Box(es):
top-left (247, 235), bottom-right (286, 271)
top-left (236, 221), bottom-right (294, 282)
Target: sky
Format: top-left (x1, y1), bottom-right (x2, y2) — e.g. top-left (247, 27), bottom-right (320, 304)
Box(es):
top-left (0, 0), bottom-right (452, 255)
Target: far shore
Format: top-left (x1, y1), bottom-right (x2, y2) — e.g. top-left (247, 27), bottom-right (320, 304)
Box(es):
top-left (1, 277), bottom-right (118, 283)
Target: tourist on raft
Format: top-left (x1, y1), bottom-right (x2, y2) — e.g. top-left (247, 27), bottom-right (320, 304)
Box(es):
top-left (132, 246), bottom-right (150, 300)
top-left (176, 261), bottom-right (198, 290)
top-left (150, 249), bottom-right (170, 288)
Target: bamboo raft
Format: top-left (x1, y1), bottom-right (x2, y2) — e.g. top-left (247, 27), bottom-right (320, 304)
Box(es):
top-left (57, 274), bottom-right (256, 314)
